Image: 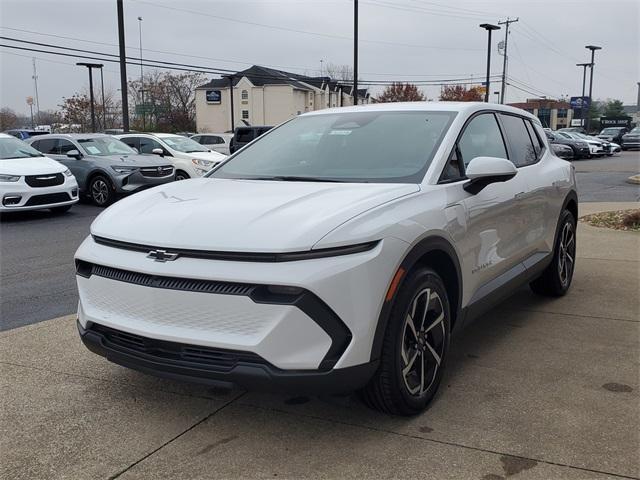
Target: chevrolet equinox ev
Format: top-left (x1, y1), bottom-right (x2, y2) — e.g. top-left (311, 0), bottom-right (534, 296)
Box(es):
top-left (75, 102), bottom-right (577, 415)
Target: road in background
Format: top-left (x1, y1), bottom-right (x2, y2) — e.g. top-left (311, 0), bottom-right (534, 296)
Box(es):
top-left (1, 151), bottom-right (638, 331)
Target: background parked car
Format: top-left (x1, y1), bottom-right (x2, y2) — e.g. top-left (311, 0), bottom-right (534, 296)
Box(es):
top-left (28, 134), bottom-right (175, 206)
top-left (550, 143), bottom-right (574, 160)
top-left (544, 129), bottom-right (590, 159)
top-left (0, 133), bottom-right (78, 214)
top-left (597, 127), bottom-right (628, 144)
top-left (621, 127), bottom-right (640, 150)
top-left (557, 131), bottom-right (606, 157)
top-left (229, 126), bottom-right (273, 153)
top-left (190, 133), bottom-right (233, 155)
top-left (116, 133), bottom-right (226, 180)
top-left (3, 129), bottom-right (50, 141)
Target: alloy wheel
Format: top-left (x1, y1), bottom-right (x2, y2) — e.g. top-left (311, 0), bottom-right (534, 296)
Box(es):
top-left (558, 222), bottom-right (575, 287)
top-left (401, 288), bottom-right (446, 396)
top-left (91, 179), bottom-right (109, 205)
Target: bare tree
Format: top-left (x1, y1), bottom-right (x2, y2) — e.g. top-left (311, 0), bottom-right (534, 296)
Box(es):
top-left (324, 63), bottom-right (355, 81)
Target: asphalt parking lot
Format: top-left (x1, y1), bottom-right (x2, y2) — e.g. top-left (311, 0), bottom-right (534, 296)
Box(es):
top-left (0, 152), bottom-right (638, 480)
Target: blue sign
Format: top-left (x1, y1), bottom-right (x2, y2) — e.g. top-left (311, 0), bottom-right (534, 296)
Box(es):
top-left (570, 96), bottom-right (590, 110)
top-left (206, 90), bottom-right (221, 104)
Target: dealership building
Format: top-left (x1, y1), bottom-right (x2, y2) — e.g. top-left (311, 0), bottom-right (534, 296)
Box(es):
top-left (195, 65), bottom-right (370, 133)
top-left (508, 98), bottom-right (575, 130)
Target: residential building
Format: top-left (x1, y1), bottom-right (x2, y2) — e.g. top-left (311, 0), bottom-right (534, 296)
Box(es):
top-left (508, 98), bottom-right (574, 130)
top-left (195, 65), bottom-right (370, 133)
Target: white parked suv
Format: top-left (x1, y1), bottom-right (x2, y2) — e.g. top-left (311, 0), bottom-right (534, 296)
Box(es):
top-left (115, 133), bottom-right (226, 180)
top-left (0, 133), bottom-right (78, 213)
top-left (76, 103), bottom-right (577, 415)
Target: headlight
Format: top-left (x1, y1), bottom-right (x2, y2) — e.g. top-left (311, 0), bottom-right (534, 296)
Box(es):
top-left (191, 158), bottom-right (214, 168)
top-left (0, 174), bottom-right (20, 182)
top-left (63, 168), bottom-right (73, 177)
top-left (111, 166), bottom-right (138, 174)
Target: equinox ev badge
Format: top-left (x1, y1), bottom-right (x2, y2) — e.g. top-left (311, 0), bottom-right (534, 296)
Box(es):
top-left (147, 249), bottom-right (179, 262)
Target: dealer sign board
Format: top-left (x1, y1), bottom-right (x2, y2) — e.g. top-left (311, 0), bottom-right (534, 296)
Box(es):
top-left (206, 90), bottom-right (222, 104)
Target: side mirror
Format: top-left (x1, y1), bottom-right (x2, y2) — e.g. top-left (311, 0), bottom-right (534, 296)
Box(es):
top-left (463, 156), bottom-right (517, 194)
top-left (151, 148), bottom-right (164, 156)
top-left (67, 149), bottom-right (82, 159)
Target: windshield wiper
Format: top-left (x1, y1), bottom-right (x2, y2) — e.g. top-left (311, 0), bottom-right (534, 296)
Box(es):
top-left (253, 175), bottom-right (342, 183)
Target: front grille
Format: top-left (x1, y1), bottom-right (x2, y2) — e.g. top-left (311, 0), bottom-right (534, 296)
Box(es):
top-left (25, 192), bottom-right (71, 206)
top-left (25, 173), bottom-right (64, 187)
top-left (140, 166), bottom-right (174, 178)
top-left (80, 261), bottom-right (255, 296)
top-left (89, 323), bottom-right (269, 371)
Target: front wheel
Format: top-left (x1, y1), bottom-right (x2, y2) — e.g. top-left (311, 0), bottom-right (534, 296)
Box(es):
top-left (175, 170), bottom-right (190, 181)
top-left (88, 175), bottom-right (114, 207)
top-left (361, 268), bottom-right (451, 415)
top-left (530, 209), bottom-right (576, 297)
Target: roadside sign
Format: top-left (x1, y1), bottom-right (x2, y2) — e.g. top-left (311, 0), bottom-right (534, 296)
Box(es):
top-left (600, 116), bottom-right (632, 128)
top-left (206, 90), bottom-right (222, 104)
top-left (26, 96), bottom-right (33, 106)
top-left (135, 103), bottom-right (154, 114)
top-left (571, 119), bottom-right (584, 127)
top-left (570, 96), bottom-right (590, 110)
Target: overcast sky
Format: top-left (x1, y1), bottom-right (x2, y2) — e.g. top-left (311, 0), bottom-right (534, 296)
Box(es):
top-left (1, 0), bottom-right (638, 116)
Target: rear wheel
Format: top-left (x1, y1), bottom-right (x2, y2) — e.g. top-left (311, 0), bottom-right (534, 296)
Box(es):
top-left (361, 268), bottom-right (451, 415)
top-left (530, 209), bottom-right (576, 296)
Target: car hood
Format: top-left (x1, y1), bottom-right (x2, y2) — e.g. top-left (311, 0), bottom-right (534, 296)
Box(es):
top-left (187, 151), bottom-right (227, 162)
top-left (91, 178), bottom-right (419, 252)
top-left (93, 153), bottom-right (171, 166)
top-left (0, 155), bottom-right (67, 175)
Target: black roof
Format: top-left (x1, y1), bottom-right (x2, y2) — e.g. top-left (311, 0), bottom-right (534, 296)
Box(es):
top-left (197, 65), bottom-right (368, 97)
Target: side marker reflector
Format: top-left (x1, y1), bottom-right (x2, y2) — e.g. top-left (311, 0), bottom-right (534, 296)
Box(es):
top-left (385, 267), bottom-right (405, 302)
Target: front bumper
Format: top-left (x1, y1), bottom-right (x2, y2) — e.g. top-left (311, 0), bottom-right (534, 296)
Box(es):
top-left (113, 168), bottom-right (175, 194)
top-left (78, 320), bottom-right (377, 393)
top-left (0, 176), bottom-right (78, 211)
top-left (75, 235), bottom-right (407, 378)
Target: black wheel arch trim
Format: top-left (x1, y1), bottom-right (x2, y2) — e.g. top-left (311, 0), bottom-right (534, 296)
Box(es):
top-left (369, 235), bottom-right (462, 363)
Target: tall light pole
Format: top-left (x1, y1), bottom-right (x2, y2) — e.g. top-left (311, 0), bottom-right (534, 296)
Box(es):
top-left (480, 23), bottom-right (501, 103)
top-left (76, 62), bottom-right (103, 133)
top-left (585, 45), bottom-right (601, 132)
top-left (138, 16), bottom-right (145, 130)
top-left (99, 65), bottom-right (106, 130)
top-left (576, 63), bottom-right (590, 128)
top-left (353, 0), bottom-right (358, 106)
top-left (117, 0), bottom-right (130, 132)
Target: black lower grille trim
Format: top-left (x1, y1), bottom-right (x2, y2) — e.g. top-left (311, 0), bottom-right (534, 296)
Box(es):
top-left (25, 192), bottom-right (71, 206)
top-left (90, 323), bottom-right (270, 372)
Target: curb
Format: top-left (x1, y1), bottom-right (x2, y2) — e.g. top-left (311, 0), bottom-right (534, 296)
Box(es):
top-left (627, 175), bottom-right (640, 185)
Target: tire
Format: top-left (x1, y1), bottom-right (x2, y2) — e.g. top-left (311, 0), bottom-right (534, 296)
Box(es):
top-left (361, 268), bottom-right (451, 415)
top-left (50, 205), bottom-right (72, 214)
top-left (175, 170), bottom-right (190, 181)
top-left (530, 209), bottom-right (576, 297)
top-left (88, 175), bottom-right (114, 207)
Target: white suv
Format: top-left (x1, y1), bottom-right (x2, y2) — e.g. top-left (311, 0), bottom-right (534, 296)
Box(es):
top-left (76, 103), bottom-right (577, 415)
top-left (115, 133), bottom-right (226, 180)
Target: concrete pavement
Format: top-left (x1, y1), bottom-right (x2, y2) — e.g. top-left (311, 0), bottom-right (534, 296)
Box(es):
top-left (1, 202), bottom-right (638, 479)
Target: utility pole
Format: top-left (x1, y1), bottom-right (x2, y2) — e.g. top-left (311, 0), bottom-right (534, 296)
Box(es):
top-left (585, 45), bottom-right (602, 133)
top-left (32, 58), bottom-right (40, 126)
top-left (117, 0), bottom-right (130, 132)
top-left (353, 0), bottom-right (358, 106)
top-left (99, 66), bottom-right (106, 130)
top-left (138, 16), bottom-right (145, 130)
top-left (576, 63), bottom-right (590, 128)
top-left (480, 23), bottom-right (501, 103)
top-left (498, 17), bottom-right (517, 104)
top-left (227, 75), bottom-right (235, 132)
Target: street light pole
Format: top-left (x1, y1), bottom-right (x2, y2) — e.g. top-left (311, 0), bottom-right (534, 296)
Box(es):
top-left (138, 16), bottom-right (145, 130)
top-left (353, 0), bottom-right (358, 106)
top-left (116, 0), bottom-right (130, 132)
top-left (585, 45), bottom-right (601, 133)
top-left (76, 62), bottom-right (103, 133)
top-left (480, 23), bottom-right (501, 103)
top-left (576, 63), bottom-right (590, 129)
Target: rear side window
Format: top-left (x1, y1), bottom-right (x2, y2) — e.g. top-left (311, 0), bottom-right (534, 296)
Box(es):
top-left (31, 138), bottom-right (58, 155)
top-left (499, 114), bottom-right (537, 167)
top-left (209, 136), bottom-right (223, 144)
top-left (119, 137), bottom-right (140, 150)
top-left (57, 139), bottom-right (77, 154)
top-left (524, 120), bottom-right (544, 158)
top-left (457, 113), bottom-right (508, 167)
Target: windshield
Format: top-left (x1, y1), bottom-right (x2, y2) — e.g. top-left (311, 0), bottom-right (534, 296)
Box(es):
top-left (78, 137), bottom-right (136, 156)
top-left (630, 127), bottom-right (640, 134)
top-left (601, 128), bottom-right (623, 134)
top-left (209, 111), bottom-right (457, 183)
top-left (0, 136), bottom-right (44, 159)
top-left (161, 136), bottom-right (209, 153)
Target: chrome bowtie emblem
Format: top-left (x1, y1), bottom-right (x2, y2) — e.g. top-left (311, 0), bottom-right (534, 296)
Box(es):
top-left (147, 249), bottom-right (179, 262)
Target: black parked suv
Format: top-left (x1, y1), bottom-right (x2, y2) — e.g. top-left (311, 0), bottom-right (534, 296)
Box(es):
top-left (544, 130), bottom-right (590, 159)
top-left (597, 127), bottom-right (628, 145)
top-left (229, 126), bottom-right (273, 154)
